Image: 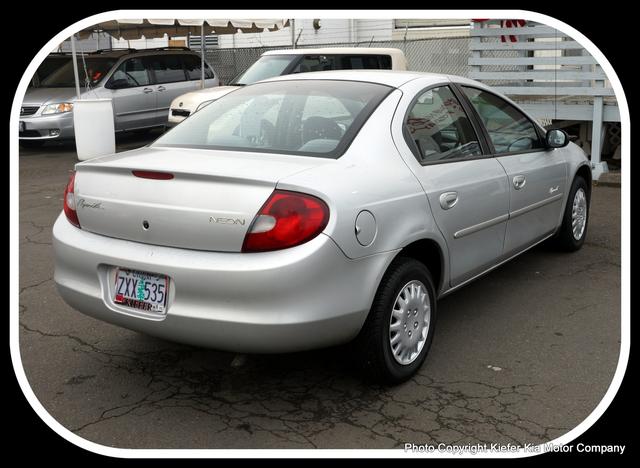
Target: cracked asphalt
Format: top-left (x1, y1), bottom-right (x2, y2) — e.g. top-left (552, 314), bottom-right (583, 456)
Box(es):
top-left (18, 132), bottom-right (621, 449)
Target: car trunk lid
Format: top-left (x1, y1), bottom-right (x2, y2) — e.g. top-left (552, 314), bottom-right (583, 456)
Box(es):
top-left (74, 146), bottom-right (329, 252)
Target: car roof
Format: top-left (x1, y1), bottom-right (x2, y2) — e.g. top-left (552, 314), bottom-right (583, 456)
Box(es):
top-left (262, 47), bottom-right (405, 58)
top-left (82, 48), bottom-right (199, 59)
top-left (260, 70), bottom-right (454, 88)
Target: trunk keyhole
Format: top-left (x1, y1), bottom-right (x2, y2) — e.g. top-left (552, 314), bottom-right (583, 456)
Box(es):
top-left (142, 220), bottom-right (150, 230)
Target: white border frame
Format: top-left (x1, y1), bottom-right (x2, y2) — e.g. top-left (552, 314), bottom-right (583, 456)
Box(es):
top-left (11, 9), bottom-right (629, 458)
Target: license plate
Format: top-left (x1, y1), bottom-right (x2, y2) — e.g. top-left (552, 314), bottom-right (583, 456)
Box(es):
top-left (19, 121), bottom-right (25, 132)
top-left (113, 268), bottom-right (169, 313)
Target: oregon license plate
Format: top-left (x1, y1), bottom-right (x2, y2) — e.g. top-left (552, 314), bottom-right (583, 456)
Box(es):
top-left (113, 268), bottom-right (168, 313)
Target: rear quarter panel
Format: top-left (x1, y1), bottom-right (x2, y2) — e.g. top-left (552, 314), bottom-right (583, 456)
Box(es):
top-left (277, 88), bottom-right (446, 262)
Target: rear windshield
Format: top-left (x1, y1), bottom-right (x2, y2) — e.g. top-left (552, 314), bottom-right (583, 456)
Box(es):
top-left (40, 57), bottom-right (117, 88)
top-left (153, 80), bottom-right (392, 158)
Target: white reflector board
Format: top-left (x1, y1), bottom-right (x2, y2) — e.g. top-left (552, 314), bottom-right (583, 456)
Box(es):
top-left (73, 99), bottom-right (115, 161)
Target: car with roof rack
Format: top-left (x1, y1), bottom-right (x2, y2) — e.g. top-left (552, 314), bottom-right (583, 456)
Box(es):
top-left (19, 47), bottom-right (219, 147)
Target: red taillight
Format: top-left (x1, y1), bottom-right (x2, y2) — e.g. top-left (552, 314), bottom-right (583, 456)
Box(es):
top-left (242, 190), bottom-right (330, 253)
top-left (63, 171), bottom-right (80, 228)
top-left (132, 170), bottom-right (174, 180)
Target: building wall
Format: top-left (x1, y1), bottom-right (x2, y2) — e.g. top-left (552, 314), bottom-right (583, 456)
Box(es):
top-left (110, 37), bottom-right (169, 49)
top-left (216, 19), bottom-right (394, 49)
top-left (58, 33), bottom-right (113, 53)
top-left (64, 19), bottom-right (470, 52)
top-left (392, 19), bottom-right (471, 40)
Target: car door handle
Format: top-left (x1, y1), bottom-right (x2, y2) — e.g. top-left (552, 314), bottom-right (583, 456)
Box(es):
top-left (439, 191), bottom-right (458, 210)
top-left (142, 87), bottom-right (153, 94)
top-left (157, 86), bottom-right (166, 92)
top-left (513, 175), bottom-right (526, 190)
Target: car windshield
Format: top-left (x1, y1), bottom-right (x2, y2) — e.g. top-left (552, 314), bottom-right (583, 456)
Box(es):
top-left (31, 56), bottom-right (72, 87)
top-left (230, 55), bottom-right (298, 85)
top-left (40, 57), bottom-right (117, 88)
top-left (153, 80), bottom-right (392, 158)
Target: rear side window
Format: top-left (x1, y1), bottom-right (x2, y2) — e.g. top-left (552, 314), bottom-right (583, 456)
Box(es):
top-left (153, 80), bottom-right (392, 159)
top-left (340, 55), bottom-right (391, 69)
top-left (109, 58), bottom-right (150, 88)
top-left (182, 54), bottom-right (215, 80)
top-left (292, 54), bottom-right (392, 72)
top-left (147, 55), bottom-right (187, 84)
top-left (294, 55), bottom-right (336, 72)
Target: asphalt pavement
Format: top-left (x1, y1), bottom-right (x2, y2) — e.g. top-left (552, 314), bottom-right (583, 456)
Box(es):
top-left (18, 134), bottom-right (621, 449)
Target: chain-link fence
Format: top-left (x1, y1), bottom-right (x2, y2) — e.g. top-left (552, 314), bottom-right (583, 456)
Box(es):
top-left (203, 37), bottom-right (471, 84)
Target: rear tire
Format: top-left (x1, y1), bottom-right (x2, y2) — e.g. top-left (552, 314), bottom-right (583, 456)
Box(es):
top-left (356, 257), bottom-right (437, 384)
top-left (554, 176), bottom-right (589, 252)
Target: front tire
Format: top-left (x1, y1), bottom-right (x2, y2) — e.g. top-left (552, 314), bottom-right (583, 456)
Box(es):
top-left (356, 257), bottom-right (437, 384)
top-left (554, 176), bottom-right (589, 251)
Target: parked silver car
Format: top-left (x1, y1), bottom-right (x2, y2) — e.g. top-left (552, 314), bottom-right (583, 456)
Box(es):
top-left (53, 71), bottom-right (591, 383)
top-left (19, 47), bottom-right (218, 147)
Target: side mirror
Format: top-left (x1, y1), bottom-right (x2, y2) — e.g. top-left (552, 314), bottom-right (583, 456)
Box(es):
top-left (546, 129), bottom-right (569, 148)
top-left (107, 78), bottom-right (129, 90)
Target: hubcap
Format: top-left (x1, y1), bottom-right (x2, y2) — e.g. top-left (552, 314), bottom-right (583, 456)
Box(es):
top-left (389, 280), bottom-right (431, 365)
top-left (571, 188), bottom-right (587, 240)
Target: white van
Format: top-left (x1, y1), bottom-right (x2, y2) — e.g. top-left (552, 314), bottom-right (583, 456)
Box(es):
top-left (167, 47), bottom-right (407, 128)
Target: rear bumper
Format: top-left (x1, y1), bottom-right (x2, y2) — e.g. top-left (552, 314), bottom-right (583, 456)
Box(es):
top-left (19, 111), bottom-right (74, 140)
top-left (53, 214), bottom-right (395, 352)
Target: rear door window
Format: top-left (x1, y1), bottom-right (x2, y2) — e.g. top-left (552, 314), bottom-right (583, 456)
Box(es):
top-left (147, 55), bottom-right (187, 84)
top-left (405, 85), bottom-right (483, 163)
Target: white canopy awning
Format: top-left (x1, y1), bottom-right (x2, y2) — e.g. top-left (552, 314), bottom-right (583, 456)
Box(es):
top-left (78, 18), bottom-right (290, 40)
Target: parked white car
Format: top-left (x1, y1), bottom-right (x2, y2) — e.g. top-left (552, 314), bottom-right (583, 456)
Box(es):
top-left (166, 47), bottom-right (407, 128)
top-left (54, 71), bottom-right (590, 383)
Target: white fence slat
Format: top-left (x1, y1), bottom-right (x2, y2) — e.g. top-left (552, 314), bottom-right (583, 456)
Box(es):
top-left (471, 41), bottom-right (582, 51)
top-left (470, 25), bottom-right (563, 37)
top-left (519, 103), bottom-right (620, 122)
top-left (468, 56), bottom-right (597, 66)
top-left (491, 86), bottom-right (615, 96)
top-left (469, 71), bottom-right (607, 81)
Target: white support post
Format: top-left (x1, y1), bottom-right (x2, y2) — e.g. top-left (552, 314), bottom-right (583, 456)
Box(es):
top-left (291, 19), bottom-right (296, 49)
top-left (200, 24), bottom-right (205, 89)
top-left (590, 77), bottom-right (608, 180)
top-left (70, 34), bottom-right (81, 99)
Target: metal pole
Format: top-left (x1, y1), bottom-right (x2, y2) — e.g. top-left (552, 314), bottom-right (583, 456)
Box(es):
top-left (70, 34), bottom-right (81, 99)
top-left (291, 19), bottom-right (296, 49)
top-left (200, 23), bottom-right (205, 89)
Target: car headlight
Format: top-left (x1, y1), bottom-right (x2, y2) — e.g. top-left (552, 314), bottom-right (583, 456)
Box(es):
top-left (195, 100), bottom-right (215, 112)
top-left (41, 103), bottom-right (74, 115)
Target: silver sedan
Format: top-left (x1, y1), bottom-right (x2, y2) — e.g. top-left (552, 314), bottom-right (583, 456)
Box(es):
top-left (53, 70), bottom-right (591, 383)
